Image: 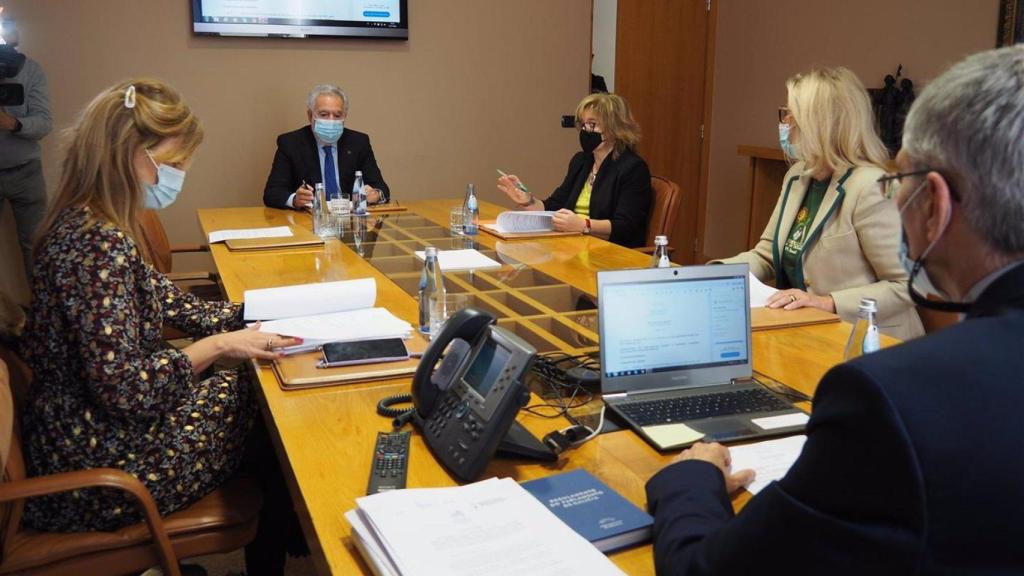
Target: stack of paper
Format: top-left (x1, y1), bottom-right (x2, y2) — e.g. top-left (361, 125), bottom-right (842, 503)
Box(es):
top-left (346, 477), bottom-right (624, 576)
top-left (748, 272), bottom-right (778, 308)
top-left (244, 278), bottom-right (412, 354)
top-left (728, 434), bottom-right (807, 495)
top-left (208, 226), bottom-right (293, 243)
top-left (493, 210), bottom-right (557, 233)
top-left (413, 249), bottom-right (502, 271)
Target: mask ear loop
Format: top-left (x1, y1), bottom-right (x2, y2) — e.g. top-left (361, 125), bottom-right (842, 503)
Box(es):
top-left (124, 85), bottom-right (136, 109)
top-left (904, 178), bottom-right (968, 313)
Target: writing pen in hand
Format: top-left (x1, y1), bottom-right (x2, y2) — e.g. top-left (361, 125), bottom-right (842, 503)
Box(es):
top-left (496, 169), bottom-right (529, 193)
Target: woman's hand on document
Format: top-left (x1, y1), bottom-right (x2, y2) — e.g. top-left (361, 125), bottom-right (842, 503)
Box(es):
top-left (217, 323), bottom-right (303, 361)
top-left (673, 442), bottom-right (756, 495)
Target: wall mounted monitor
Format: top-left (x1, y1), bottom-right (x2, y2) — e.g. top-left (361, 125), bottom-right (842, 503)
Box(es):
top-left (191, 1), bottom-right (408, 39)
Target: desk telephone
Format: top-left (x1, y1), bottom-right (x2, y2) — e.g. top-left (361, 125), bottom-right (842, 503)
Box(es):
top-left (395, 308), bottom-right (555, 482)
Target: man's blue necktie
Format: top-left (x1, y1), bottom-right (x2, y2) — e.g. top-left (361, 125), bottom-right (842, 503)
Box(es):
top-left (323, 145), bottom-right (339, 201)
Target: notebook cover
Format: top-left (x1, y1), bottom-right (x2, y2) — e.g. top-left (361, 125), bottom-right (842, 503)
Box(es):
top-left (751, 306), bottom-right (839, 331)
top-left (521, 468), bottom-right (653, 553)
top-left (367, 203), bottom-right (408, 213)
top-left (273, 332), bottom-right (429, 390)
top-left (224, 227), bottom-right (325, 251)
top-left (478, 220), bottom-right (580, 240)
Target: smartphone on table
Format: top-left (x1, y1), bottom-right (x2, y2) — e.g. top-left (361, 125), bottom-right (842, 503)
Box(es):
top-left (319, 338), bottom-right (410, 368)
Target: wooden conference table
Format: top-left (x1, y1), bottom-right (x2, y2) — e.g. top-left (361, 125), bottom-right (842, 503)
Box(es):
top-left (197, 200), bottom-right (884, 575)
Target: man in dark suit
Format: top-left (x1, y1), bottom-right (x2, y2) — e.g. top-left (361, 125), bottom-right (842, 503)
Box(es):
top-left (263, 84), bottom-right (389, 210)
top-left (645, 46), bottom-right (1024, 575)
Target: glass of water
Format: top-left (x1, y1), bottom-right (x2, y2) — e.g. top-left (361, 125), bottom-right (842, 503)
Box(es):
top-left (449, 206), bottom-right (465, 235)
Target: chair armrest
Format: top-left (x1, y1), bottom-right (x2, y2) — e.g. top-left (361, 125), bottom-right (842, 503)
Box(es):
top-left (0, 468), bottom-right (181, 576)
top-left (170, 243), bottom-right (209, 254)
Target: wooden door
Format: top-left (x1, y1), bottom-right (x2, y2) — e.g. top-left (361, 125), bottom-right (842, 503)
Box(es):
top-left (615, 0), bottom-right (715, 263)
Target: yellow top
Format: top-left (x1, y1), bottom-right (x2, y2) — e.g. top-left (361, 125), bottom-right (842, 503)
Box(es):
top-left (574, 179), bottom-right (593, 217)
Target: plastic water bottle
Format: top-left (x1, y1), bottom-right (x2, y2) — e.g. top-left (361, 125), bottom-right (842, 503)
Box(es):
top-left (844, 298), bottom-right (880, 361)
top-left (651, 235), bottom-right (670, 268)
top-left (354, 171), bottom-right (368, 216)
top-left (418, 246), bottom-right (447, 336)
top-left (463, 184), bottom-right (479, 236)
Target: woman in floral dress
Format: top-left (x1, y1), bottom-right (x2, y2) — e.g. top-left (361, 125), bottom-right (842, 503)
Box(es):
top-left (18, 79), bottom-right (298, 553)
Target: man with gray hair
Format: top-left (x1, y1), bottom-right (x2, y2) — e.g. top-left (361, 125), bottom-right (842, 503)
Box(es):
top-left (264, 83), bottom-right (389, 210)
top-left (644, 46), bottom-right (1024, 574)
top-left (0, 17), bottom-right (52, 279)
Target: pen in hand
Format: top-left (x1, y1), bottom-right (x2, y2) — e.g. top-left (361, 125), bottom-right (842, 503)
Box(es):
top-left (497, 169), bottom-right (529, 193)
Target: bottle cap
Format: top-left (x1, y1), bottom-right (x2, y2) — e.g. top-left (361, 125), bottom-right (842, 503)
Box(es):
top-left (858, 297), bottom-right (878, 313)
top-left (355, 170), bottom-right (363, 176)
top-left (655, 235), bottom-right (668, 245)
top-left (467, 183), bottom-right (475, 194)
top-left (424, 246), bottom-right (437, 258)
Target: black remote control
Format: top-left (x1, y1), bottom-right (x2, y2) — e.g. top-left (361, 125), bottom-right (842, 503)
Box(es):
top-left (366, 431), bottom-right (411, 495)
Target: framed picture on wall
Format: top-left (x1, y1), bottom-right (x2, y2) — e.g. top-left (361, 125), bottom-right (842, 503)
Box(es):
top-left (998, 0), bottom-right (1024, 46)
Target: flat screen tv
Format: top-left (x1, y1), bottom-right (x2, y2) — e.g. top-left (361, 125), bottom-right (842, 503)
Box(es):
top-left (191, 0), bottom-right (408, 39)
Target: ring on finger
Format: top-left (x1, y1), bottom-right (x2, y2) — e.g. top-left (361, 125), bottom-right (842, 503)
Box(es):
top-left (789, 294), bottom-right (797, 303)
top-left (265, 337), bottom-right (274, 351)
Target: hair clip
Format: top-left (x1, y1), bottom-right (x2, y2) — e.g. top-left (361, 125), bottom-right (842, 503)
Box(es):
top-left (124, 85), bottom-right (136, 109)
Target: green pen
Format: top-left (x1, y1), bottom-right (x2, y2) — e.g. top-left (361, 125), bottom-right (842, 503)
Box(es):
top-left (496, 169), bottom-right (529, 193)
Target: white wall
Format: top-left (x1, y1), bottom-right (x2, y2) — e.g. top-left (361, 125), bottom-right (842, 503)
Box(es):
top-left (592, 0), bottom-right (617, 91)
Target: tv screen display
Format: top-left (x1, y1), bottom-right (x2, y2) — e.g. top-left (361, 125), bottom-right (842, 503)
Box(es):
top-left (191, 0), bottom-right (408, 39)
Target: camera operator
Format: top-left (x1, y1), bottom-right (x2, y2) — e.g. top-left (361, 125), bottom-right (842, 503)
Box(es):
top-left (1, 17), bottom-right (52, 279)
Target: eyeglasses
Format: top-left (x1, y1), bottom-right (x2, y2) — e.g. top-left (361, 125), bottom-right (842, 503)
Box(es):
top-left (576, 120), bottom-right (599, 132)
top-left (777, 106), bottom-right (790, 123)
top-left (877, 169), bottom-right (961, 201)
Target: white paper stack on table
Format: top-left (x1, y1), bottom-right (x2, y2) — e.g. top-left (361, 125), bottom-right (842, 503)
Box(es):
top-left (728, 434), bottom-right (808, 495)
top-left (346, 477), bottom-right (625, 576)
top-left (748, 271), bottom-right (778, 308)
top-left (207, 226), bottom-right (293, 243)
top-left (492, 210), bottom-right (557, 233)
top-left (413, 249), bottom-right (502, 271)
top-left (244, 278), bottom-right (412, 355)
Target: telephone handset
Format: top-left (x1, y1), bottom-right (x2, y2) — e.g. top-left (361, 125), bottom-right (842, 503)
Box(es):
top-left (409, 308), bottom-right (539, 482)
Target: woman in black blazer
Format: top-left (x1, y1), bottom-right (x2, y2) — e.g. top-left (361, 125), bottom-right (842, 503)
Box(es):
top-left (497, 93), bottom-right (652, 248)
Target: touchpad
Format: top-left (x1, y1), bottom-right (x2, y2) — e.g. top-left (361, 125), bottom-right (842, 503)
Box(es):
top-left (691, 419), bottom-right (756, 441)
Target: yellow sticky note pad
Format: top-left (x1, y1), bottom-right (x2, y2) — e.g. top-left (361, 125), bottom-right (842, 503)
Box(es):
top-left (642, 423), bottom-right (706, 449)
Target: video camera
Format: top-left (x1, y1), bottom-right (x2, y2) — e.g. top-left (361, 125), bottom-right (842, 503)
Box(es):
top-left (0, 17), bottom-right (25, 106)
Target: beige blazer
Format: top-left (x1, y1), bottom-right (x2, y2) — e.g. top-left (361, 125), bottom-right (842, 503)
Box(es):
top-left (719, 162), bottom-right (923, 340)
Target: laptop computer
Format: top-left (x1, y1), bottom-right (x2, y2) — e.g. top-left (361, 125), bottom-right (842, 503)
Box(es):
top-left (597, 263), bottom-right (808, 451)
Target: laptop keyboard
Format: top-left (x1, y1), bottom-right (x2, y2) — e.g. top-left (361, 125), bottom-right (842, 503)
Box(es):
top-left (616, 388), bottom-right (792, 427)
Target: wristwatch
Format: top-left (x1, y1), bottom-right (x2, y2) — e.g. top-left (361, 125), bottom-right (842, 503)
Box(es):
top-left (582, 218), bottom-right (592, 235)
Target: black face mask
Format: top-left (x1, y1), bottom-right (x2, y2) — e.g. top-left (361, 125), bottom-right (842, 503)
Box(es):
top-left (579, 130), bottom-right (602, 154)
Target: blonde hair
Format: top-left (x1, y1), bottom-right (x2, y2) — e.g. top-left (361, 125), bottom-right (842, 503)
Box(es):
top-left (785, 67), bottom-right (890, 176)
top-left (575, 93), bottom-right (641, 158)
top-left (39, 78), bottom-right (203, 259)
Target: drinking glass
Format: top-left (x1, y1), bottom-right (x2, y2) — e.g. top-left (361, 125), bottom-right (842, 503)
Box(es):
top-left (449, 206), bottom-right (465, 235)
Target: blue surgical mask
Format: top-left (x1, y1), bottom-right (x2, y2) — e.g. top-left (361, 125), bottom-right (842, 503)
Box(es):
top-left (143, 152), bottom-right (186, 210)
top-left (313, 118), bottom-right (344, 144)
top-left (897, 178), bottom-right (968, 313)
top-left (778, 123), bottom-right (798, 159)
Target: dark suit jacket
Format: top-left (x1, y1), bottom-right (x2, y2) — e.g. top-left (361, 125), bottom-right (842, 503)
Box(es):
top-left (263, 126), bottom-right (389, 209)
top-left (646, 261), bottom-right (1024, 575)
top-left (544, 149), bottom-right (651, 248)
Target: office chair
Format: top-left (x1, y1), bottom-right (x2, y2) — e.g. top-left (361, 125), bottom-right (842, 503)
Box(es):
top-left (637, 175), bottom-right (682, 256)
top-left (0, 345), bottom-right (262, 576)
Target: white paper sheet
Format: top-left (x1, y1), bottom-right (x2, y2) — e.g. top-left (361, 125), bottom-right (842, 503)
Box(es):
top-left (493, 210), bottom-right (557, 233)
top-left (728, 435), bottom-right (808, 495)
top-left (243, 278), bottom-right (376, 321)
top-left (255, 307), bottom-right (412, 354)
top-left (352, 477), bottom-right (624, 576)
top-left (748, 272), bottom-right (778, 308)
top-left (751, 412), bottom-right (809, 430)
top-left (208, 226), bottom-right (293, 243)
top-left (414, 249), bottom-right (502, 271)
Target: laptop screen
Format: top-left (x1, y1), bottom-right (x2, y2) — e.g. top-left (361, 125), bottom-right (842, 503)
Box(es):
top-left (598, 264), bottom-right (752, 395)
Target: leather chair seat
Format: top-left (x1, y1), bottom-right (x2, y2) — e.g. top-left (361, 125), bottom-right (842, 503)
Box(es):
top-left (0, 476), bottom-right (260, 574)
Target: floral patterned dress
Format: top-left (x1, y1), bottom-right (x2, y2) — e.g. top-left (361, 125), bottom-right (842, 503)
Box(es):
top-left (20, 207), bottom-right (256, 532)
